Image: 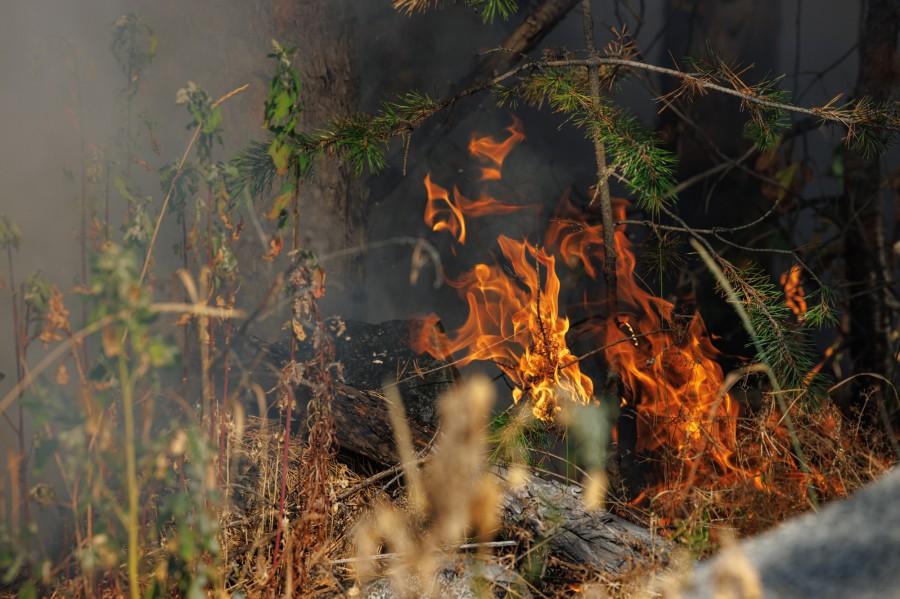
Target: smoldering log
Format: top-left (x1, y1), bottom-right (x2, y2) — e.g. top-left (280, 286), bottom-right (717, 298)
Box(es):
top-left (242, 318), bottom-right (667, 573)
top-left (244, 318), bottom-right (454, 465)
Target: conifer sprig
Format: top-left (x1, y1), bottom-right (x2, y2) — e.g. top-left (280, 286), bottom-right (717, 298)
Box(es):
top-left (719, 261), bottom-right (836, 394)
top-left (505, 65), bottom-right (676, 213)
top-left (393, 0), bottom-right (519, 23)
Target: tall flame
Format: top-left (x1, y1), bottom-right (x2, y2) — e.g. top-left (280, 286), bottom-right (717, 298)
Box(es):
top-left (548, 200), bottom-right (750, 484)
top-left (413, 235), bottom-right (593, 420)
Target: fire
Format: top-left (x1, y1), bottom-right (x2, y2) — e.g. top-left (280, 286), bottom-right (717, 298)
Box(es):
top-left (548, 200), bottom-right (748, 483)
top-left (423, 118), bottom-right (530, 244)
top-left (423, 175), bottom-right (527, 245)
top-left (413, 235), bottom-right (593, 420)
top-left (416, 118), bottom-right (850, 507)
top-left (468, 116), bottom-right (526, 181)
top-left (780, 264), bottom-right (807, 318)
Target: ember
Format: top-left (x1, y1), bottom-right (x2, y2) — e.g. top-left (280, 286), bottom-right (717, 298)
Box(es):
top-left (781, 263), bottom-right (807, 318)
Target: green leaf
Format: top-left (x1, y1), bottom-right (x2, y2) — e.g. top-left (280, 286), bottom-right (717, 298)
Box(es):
top-left (774, 163), bottom-right (799, 202)
top-left (466, 0), bottom-right (518, 23)
top-left (270, 90), bottom-right (293, 124)
top-left (16, 580), bottom-right (36, 599)
top-left (0, 214), bottom-right (22, 250)
top-left (201, 106), bottom-right (222, 135)
top-left (113, 175), bottom-right (138, 203)
top-left (146, 336), bottom-right (178, 368)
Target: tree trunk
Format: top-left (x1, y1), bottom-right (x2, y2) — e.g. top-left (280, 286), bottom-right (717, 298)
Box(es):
top-left (272, 0), bottom-right (368, 310)
top-left (840, 0), bottom-right (898, 403)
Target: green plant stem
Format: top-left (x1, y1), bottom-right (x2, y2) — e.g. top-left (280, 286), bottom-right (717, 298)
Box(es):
top-left (117, 352), bottom-right (140, 599)
top-left (691, 239), bottom-right (818, 509)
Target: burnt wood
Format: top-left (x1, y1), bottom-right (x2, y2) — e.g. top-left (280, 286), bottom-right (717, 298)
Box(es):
top-left (245, 318), bottom-right (455, 464)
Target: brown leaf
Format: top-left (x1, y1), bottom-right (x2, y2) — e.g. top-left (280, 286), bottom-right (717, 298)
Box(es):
top-left (291, 318), bottom-right (306, 342)
top-left (39, 286), bottom-right (71, 343)
top-left (55, 363), bottom-right (70, 386)
top-left (101, 325), bottom-right (122, 358)
top-left (263, 234), bottom-right (284, 262)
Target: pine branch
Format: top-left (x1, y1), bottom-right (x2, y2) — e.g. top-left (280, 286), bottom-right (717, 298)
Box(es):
top-left (393, 0), bottom-right (519, 23)
top-left (542, 56), bottom-right (900, 143)
top-left (233, 43), bottom-right (896, 208)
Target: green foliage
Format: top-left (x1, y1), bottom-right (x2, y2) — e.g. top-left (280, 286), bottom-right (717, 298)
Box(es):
top-left (235, 50), bottom-right (440, 197)
top-left (742, 80), bottom-right (790, 151)
top-left (227, 140), bottom-right (278, 199)
top-left (176, 82), bottom-right (224, 161)
top-left (264, 40), bottom-right (304, 139)
top-left (842, 97), bottom-right (899, 158)
top-left (88, 243), bottom-right (156, 350)
top-left (0, 214), bottom-right (22, 251)
top-left (160, 162), bottom-right (200, 219)
top-left (111, 13), bottom-right (157, 98)
top-left (589, 109), bottom-right (676, 211)
top-left (503, 67), bottom-right (676, 213)
top-left (489, 408), bottom-right (549, 465)
top-left (147, 428), bottom-right (223, 598)
top-left (23, 272), bottom-right (51, 316)
top-left (466, 0), bottom-right (518, 23)
top-left (641, 230), bottom-right (686, 292)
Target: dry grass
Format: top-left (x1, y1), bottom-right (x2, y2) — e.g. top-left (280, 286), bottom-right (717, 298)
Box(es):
top-left (13, 363), bottom-right (892, 598)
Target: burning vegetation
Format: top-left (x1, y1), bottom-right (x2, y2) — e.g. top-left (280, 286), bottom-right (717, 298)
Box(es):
top-left (1, 2), bottom-right (898, 598)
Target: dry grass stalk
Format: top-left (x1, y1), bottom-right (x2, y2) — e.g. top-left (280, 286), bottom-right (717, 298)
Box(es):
top-left (354, 376), bottom-right (501, 597)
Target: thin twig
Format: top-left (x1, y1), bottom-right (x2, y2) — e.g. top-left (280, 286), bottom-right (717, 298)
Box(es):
top-left (335, 456), bottom-right (428, 502)
top-left (828, 373), bottom-right (900, 460)
top-left (0, 303), bottom-right (244, 419)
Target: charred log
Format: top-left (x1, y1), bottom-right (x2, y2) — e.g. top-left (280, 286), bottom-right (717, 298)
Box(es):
top-left (245, 318), bottom-right (454, 464)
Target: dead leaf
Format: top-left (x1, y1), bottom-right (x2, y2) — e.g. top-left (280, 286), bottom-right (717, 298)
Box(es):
top-left (55, 363), bottom-right (70, 385)
top-left (291, 318), bottom-right (306, 342)
top-left (266, 191), bottom-right (293, 221)
top-left (39, 286), bottom-right (71, 343)
top-left (101, 325), bottom-right (122, 358)
top-left (263, 234), bottom-right (284, 262)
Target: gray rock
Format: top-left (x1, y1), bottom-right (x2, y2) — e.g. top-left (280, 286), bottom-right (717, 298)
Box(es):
top-left (683, 468), bottom-right (900, 599)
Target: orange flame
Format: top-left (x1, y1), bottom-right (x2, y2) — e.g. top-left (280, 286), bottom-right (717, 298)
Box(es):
top-left (424, 118), bottom-right (531, 244)
top-left (780, 264), bottom-right (807, 318)
top-left (547, 200), bottom-right (749, 483)
top-left (424, 174), bottom-right (468, 243)
top-left (413, 236), bottom-right (593, 420)
top-left (423, 175), bottom-right (530, 244)
top-left (469, 116), bottom-right (526, 181)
